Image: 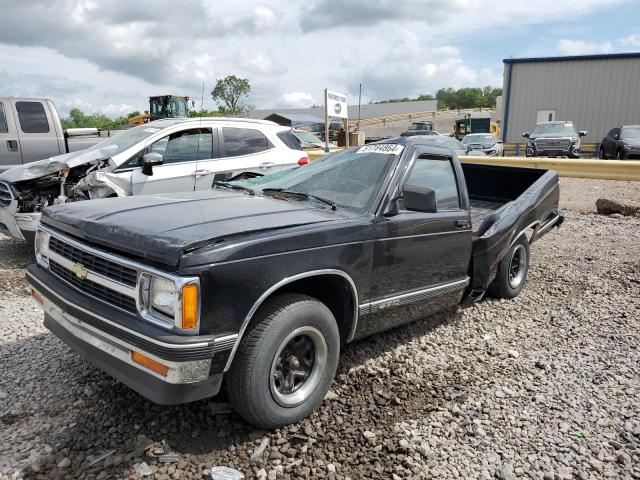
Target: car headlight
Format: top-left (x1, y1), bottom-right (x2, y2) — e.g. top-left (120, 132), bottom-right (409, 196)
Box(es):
top-left (623, 144), bottom-right (633, 150)
top-left (486, 149), bottom-right (497, 155)
top-left (34, 230), bottom-right (50, 268)
top-left (138, 273), bottom-right (200, 332)
top-left (150, 276), bottom-right (176, 317)
top-left (527, 141), bottom-right (535, 147)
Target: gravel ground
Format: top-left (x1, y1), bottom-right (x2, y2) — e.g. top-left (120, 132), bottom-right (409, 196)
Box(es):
top-left (1, 180), bottom-right (639, 480)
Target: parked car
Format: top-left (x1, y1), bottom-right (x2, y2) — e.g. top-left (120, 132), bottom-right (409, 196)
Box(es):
top-left (28, 136), bottom-right (563, 429)
top-left (401, 121), bottom-right (435, 137)
top-left (0, 97), bottom-right (105, 169)
top-left (523, 121), bottom-right (586, 158)
top-left (599, 125), bottom-right (640, 160)
top-left (0, 118), bottom-right (308, 241)
top-left (461, 133), bottom-right (503, 156)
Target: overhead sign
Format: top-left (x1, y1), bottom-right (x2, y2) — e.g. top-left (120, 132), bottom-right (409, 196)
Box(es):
top-left (326, 89), bottom-right (348, 119)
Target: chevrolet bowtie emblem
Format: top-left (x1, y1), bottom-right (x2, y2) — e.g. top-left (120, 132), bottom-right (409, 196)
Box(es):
top-left (71, 263), bottom-right (88, 280)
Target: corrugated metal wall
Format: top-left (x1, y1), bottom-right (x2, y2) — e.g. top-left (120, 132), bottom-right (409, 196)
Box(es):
top-left (502, 57), bottom-right (640, 143)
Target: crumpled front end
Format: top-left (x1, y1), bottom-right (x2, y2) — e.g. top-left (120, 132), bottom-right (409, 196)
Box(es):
top-left (0, 157), bottom-right (130, 241)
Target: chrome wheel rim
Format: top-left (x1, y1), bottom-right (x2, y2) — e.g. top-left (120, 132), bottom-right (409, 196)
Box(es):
top-left (269, 326), bottom-right (327, 407)
top-left (508, 244), bottom-right (527, 289)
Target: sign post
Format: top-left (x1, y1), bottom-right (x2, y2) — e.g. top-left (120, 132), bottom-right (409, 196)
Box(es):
top-left (324, 89), bottom-right (348, 152)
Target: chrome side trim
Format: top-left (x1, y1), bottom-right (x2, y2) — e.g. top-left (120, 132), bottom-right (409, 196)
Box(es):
top-left (213, 333), bottom-right (238, 353)
top-left (223, 269), bottom-right (359, 372)
top-left (359, 278), bottom-right (470, 314)
top-left (39, 291), bottom-right (211, 384)
top-left (27, 271), bottom-right (210, 350)
top-left (535, 214), bottom-right (561, 238)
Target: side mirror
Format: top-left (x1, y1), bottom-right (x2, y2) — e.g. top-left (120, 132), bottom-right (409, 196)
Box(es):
top-left (613, 133), bottom-right (620, 140)
top-left (522, 132), bottom-right (530, 138)
top-left (403, 184), bottom-right (437, 213)
top-left (465, 145), bottom-right (472, 152)
top-left (497, 140), bottom-right (504, 144)
top-left (141, 152), bottom-right (164, 176)
top-left (579, 131), bottom-right (588, 137)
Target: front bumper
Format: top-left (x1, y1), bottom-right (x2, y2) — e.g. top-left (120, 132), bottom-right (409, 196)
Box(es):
top-left (27, 265), bottom-right (232, 404)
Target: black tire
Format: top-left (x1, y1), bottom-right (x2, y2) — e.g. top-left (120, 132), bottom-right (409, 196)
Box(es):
top-left (488, 235), bottom-right (530, 299)
top-left (599, 146), bottom-right (607, 160)
top-left (226, 293), bottom-right (340, 429)
top-left (616, 149), bottom-right (624, 160)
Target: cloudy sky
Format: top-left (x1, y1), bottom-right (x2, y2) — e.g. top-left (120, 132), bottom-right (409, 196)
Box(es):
top-left (1, 0), bottom-right (639, 118)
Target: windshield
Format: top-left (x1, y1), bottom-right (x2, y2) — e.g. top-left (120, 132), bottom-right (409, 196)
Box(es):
top-left (462, 134), bottom-right (496, 146)
top-left (234, 144), bottom-right (402, 211)
top-left (532, 123), bottom-right (577, 136)
top-left (409, 122), bottom-right (433, 131)
top-left (294, 131), bottom-right (323, 143)
top-left (85, 125), bottom-right (162, 157)
top-left (622, 126), bottom-right (640, 139)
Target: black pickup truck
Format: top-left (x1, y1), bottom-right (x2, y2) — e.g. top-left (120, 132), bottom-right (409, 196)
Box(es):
top-left (27, 137), bottom-right (563, 429)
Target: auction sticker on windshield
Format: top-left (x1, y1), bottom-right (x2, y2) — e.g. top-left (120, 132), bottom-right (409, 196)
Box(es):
top-left (356, 144), bottom-right (404, 155)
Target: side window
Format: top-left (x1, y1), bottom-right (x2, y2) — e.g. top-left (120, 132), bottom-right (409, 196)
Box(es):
top-left (16, 101), bottom-right (50, 133)
top-left (0, 102), bottom-right (8, 133)
top-left (277, 131), bottom-right (301, 150)
top-left (119, 128), bottom-right (212, 169)
top-left (223, 128), bottom-right (272, 157)
top-left (405, 157), bottom-right (460, 210)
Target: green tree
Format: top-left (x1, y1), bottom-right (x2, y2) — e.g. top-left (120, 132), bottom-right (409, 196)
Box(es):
top-left (127, 111), bottom-right (142, 119)
top-left (61, 108), bottom-right (129, 130)
top-left (211, 75), bottom-right (251, 114)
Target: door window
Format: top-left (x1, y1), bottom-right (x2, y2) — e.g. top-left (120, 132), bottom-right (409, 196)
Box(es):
top-left (223, 127), bottom-right (272, 157)
top-left (405, 156), bottom-right (460, 210)
top-left (16, 101), bottom-right (50, 133)
top-left (0, 102), bottom-right (8, 133)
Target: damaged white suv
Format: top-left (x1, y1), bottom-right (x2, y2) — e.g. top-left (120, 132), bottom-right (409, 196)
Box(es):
top-left (0, 117), bottom-right (307, 241)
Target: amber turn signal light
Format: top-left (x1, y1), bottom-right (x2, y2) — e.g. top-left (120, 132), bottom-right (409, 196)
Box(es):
top-left (181, 284), bottom-right (198, 330)
top-left (131, 351), bottom-right (169, 377)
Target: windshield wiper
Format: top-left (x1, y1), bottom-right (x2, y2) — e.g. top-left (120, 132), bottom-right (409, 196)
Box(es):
top-left (262, 188), bottom-right (337, 210)
top-left (213, 181), bottom-right (255, 195)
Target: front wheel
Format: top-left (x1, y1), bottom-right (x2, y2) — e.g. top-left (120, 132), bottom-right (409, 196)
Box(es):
top-left (488, 236), bottom-right (530, 299)
top-left (226, 294), bottom-right (340, 429)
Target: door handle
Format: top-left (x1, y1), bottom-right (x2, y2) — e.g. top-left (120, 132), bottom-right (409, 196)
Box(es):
top-left (192, 169), bottom-right (212, 178)
top-left (455, 219), bottom-right (470, 229)
top-left (6, 140), bottom-right (18, 152)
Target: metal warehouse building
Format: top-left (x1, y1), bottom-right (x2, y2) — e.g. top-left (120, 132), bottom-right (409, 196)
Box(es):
top-left (501, 52), bottom-right (640, 144)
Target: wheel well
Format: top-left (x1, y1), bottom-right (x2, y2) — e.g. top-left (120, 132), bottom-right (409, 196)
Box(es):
top-left (268, 274), bottom-right (356, 342)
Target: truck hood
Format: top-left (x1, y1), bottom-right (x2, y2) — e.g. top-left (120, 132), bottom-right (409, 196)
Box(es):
top-left (0, 146), bottom-right (115, 183)
top-left (41, 190), bottom-right (342, 266)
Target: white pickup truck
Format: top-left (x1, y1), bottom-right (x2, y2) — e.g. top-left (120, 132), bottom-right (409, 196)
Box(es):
top-left (0, 97), bottom-right (106, 170)
top-left (0, 117), bottom-right (307, 241)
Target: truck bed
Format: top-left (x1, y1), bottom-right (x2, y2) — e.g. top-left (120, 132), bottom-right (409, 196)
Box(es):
top-left (469, 199), bottom-right (505, 233)
top-left (462, 163), bottom-right (547, 236)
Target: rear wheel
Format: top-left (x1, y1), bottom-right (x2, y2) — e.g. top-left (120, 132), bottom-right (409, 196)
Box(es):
top-left (226, 294), bottom-right (340, 429)
top-left (488, 236), bottom-right (530, 299)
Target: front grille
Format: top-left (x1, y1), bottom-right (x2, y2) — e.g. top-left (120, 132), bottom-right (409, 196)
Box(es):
top-left (50, 259), bottom-right (137, 315)
top-left (535, 138), bottom-right (571, 150)
top-left (49, 236), bottom-right (137, 287)
top-left (0, 182), bottom-right (13, 208)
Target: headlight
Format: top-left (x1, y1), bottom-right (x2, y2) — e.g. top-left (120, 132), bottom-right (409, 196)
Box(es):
top-left (623, 144), bottom-right (633, 150)
top-left (138, 273), bottom-right (200, 332)
top-left (150, 276), bottom-right (176, 318)
top-left (34, 230), bottom-right (50, 268)
top-left (527, 141), bottom-right (535, 147)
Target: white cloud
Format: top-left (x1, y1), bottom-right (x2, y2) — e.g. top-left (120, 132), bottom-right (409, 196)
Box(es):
top-left (557, 39), bottom-right (613, 55)
top-left (0, 0), bottom-right (631, 117)
top-left (619, 34), bottom-right (640, 47)
top-left (279, 92), bottom-right (317, 108)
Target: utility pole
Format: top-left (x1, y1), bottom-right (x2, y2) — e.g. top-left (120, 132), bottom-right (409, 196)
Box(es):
top-left (357, 83), bottom-right (362, 132)
top-left (324, 88), bottom-right (329, 153)
top-left (200, 82), bottom-right (205, 111)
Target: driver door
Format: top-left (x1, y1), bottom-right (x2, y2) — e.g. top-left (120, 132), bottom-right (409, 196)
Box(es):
top-left (130, 128), bottom-right (212, 195)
